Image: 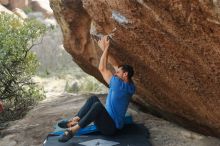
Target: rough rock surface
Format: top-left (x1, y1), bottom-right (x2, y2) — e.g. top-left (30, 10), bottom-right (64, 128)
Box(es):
top-left (49, 0), bottom-right (220, 138)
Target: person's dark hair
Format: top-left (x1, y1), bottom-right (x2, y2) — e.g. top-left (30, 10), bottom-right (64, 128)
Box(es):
top-left (118, 64), bottom-right (134, 80)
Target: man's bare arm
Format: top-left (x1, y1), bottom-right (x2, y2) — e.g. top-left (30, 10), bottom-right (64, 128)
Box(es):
top-left (98, 36), bottom-right (120, 71)
top-left (98, 36), bottom-right (113, 84)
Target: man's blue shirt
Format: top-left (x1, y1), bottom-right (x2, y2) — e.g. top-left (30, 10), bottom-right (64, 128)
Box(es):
top-left (105, 76), bottom-right (135, 129)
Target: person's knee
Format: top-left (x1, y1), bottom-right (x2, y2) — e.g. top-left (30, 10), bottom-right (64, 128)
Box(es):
top-left (89, 95), bottom-right (99, 102)
top-left (92, 102), bottom-right (103, 112)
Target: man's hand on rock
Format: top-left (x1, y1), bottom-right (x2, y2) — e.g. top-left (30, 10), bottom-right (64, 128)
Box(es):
top-left (98, 35), bottom-right (110, 51)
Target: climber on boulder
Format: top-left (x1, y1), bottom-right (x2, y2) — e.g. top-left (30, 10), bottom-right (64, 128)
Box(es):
top-left (58, 36), bottom-right (136, 143)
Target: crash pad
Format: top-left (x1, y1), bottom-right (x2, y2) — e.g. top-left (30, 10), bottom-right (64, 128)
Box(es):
top-left (43, 124), bottom-right (151, 146)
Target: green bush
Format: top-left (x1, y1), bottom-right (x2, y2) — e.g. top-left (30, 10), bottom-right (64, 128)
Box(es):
top-left (0, 13), bottom-right (46, 123)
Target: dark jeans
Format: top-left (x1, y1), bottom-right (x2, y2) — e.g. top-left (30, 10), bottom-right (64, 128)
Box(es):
top-left (76, 95), bottom-right (117, 135)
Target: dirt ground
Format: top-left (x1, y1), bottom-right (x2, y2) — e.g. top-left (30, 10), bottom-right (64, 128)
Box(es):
top-left (0, 78), bottom-right (220, 146)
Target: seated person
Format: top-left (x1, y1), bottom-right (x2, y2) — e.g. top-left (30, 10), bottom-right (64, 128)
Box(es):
top-left (58, 36), bottom-right (136, 142)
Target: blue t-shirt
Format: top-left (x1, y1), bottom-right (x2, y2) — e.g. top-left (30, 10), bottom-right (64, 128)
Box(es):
top-left (105, 76), bottom-right (135, 129)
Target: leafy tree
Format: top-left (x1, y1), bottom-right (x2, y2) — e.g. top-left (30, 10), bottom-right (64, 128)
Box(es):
top-left (0, 13), bottom-right (46, 122)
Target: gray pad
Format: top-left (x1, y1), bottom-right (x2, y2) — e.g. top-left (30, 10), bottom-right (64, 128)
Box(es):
top-left (43, 124), bottom-right (151, 146)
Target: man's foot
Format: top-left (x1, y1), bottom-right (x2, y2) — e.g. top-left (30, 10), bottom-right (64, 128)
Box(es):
top-left (58, 117), bottom-right (80, 128)
top-left (58, 120), bottom-right (68, 128)
top-left (58, 120), bottom-right (77, 128)
top-left (58, 130), bottom-right (74, 143)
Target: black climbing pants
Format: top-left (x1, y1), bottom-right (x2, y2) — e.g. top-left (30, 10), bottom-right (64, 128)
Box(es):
top-left (76, 95), bottom-right (117, 135)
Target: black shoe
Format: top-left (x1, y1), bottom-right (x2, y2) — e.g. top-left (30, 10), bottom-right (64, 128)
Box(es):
top-left (58, 120), bottom-right (69, 128)
top-left (58, 130), bottom-right (74, 143)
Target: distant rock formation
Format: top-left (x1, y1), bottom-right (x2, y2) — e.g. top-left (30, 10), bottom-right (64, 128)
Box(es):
top-left (0, 0), bottom-right (53, 18)
top-left (7, 0), bottom-right (29, 10)
top-left (50, 0), bottom-right (220, 138)
top-left (0, 3), bottom-right (13, 14)
top-left (30, 0), bottom-right (53, 18)
top-left (12, 8), bottom-right (28, 19)
top-left (0, 0), bottom-right (9, 6)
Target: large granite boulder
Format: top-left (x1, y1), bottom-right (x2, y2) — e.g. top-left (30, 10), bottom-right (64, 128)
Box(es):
top-left (49, 0), bottom-right (220, 138)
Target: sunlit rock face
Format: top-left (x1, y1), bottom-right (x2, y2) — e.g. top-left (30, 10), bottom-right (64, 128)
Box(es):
top-left (50, 0), bottom-right (220, 137)
top-left (12, 8), bottom-right (28, 19)
top-left (0, 4), bottom-right (13, 14)
top-left (0, 4), bottom-right (27, 19)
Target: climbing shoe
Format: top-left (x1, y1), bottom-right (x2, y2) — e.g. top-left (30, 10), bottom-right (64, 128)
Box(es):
top-left (58, 120), bottom-right (70, 128)
top-left (58, 129), bottom-right (74, 142)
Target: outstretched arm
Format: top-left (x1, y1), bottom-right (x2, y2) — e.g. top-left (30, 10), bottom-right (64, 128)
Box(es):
top-left (98, 36), bottom-right (113, 84)
top-left (98, 36), bottom-right (120, 72)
